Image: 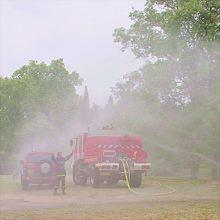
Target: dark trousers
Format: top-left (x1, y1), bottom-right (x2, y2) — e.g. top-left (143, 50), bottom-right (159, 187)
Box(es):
top-left (54, 175), bottom-right (65, 190)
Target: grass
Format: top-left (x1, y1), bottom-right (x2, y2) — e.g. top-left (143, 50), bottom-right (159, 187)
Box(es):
top-left (0, 175), bottom-right (220, 220)
top-left (0, 175), bottom-right (20, 192)
top-left (1, 200), bottom-right (220, 220)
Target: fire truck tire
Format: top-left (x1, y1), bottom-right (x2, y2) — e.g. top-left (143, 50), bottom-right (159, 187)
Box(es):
top-left (91, 168), bottom-right (100, 188)
top-left (129, 172), bottom-right (142, 188)
top-left (73, 169), bottom-right (87, 185)
top-left (107, 175), bottom-right (119, 185)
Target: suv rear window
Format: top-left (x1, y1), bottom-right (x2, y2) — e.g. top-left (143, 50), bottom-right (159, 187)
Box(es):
top-left (26, 154), bottom-right (54, 163)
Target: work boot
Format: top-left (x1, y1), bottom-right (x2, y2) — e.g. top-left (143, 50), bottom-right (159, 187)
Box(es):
top-left (62, 188), bottom-right (65, 195)
top-left (53, 189), bottom-right (59, 195)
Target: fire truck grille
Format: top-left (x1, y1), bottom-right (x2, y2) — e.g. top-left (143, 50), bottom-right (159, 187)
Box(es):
top-left (96, 144), bottom-right (141, 149)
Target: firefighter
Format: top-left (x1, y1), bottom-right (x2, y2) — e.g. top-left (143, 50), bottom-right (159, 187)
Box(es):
top-left (53, 151), bottom-right (73, 195)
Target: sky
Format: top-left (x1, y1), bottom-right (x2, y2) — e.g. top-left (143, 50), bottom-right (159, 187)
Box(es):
top-left (0, 0), bottom-right (145, 105)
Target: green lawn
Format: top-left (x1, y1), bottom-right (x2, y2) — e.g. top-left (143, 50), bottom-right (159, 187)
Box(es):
top-left (0, 175), bottom-right (220, 220)
top-left (2, 200), bottom-right (220, 220)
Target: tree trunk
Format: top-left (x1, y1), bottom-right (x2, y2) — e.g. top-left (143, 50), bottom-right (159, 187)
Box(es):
top-left (211, 150), bottom-right (220, 180)
top-left (189, 155), bottom-right (200, 179)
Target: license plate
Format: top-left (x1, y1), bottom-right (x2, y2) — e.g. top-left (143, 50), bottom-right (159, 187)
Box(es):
top-left (100, 172), bottom-right (110, 176)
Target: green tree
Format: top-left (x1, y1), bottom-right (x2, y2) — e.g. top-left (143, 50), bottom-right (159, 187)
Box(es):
top-left (112, 0), bottom-right (220, 178)
top-left (114, 0), bottom-right (220, 59)
top-left (80, 86), bottom-right (91, 124)
top-left (0, 59), bottom-right (82, 156)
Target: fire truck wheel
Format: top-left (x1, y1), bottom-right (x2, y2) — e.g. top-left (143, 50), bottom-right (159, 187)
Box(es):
top-left (91, 169), bottom-right (100, 188)
top-left (107, 175), bottom-right (119, 185)
top-left (73, 169), bottom-right (87, 185)
top-left (129, 172), bottom-right (142, 188)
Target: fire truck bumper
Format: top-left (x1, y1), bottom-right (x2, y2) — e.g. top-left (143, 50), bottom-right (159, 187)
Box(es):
top-left (95, 163), bottom-right (119, 171)
top-left (95, 162), bottom-right (151, 174)
top-left (130, 162), bottom-right (151, 171)
top-left (94, 163), bottom-right (118, 176)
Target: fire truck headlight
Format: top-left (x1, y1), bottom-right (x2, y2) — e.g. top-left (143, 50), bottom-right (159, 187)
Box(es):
top-left (112, 165), bottom-right (118, 169)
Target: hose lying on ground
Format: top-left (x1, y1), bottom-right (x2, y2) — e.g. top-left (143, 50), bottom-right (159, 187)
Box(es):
top-left (120, 159), bottom-right (176, 196)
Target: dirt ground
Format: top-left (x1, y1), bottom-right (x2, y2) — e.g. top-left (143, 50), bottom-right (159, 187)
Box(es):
top-left (0, 175), bottom-right (220, 219)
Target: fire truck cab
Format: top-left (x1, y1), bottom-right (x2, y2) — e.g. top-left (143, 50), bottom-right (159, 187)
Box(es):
top-left (71, 129), bottom-right (151, 188)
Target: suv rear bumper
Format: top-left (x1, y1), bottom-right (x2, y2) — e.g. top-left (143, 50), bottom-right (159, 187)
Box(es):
top-left (22, 175), bottom-right (55, 184)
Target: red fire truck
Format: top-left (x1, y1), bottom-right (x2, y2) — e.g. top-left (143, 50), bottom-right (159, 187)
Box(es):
top-left (71, 129), bottom-right (151, 188)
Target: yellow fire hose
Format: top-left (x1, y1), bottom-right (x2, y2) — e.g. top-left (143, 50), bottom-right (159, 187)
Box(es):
top-left (120, 159), bottom-right (176, 196)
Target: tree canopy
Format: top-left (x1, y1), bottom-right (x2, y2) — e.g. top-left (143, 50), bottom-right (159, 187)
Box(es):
top-left (0, 59), bottom-right (82, 154)
top-left (112, 0), bottom-right (220, 178)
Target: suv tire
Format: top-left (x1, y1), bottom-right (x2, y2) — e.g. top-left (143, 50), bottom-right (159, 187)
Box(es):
top-left (39, 160), bottom-right (52, 175)
top-left (21, 177), bottom-right (29, 190)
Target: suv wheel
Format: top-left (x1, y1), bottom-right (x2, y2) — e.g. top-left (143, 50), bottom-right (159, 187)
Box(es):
top-left (21, 177), bottom-right (29, 190)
